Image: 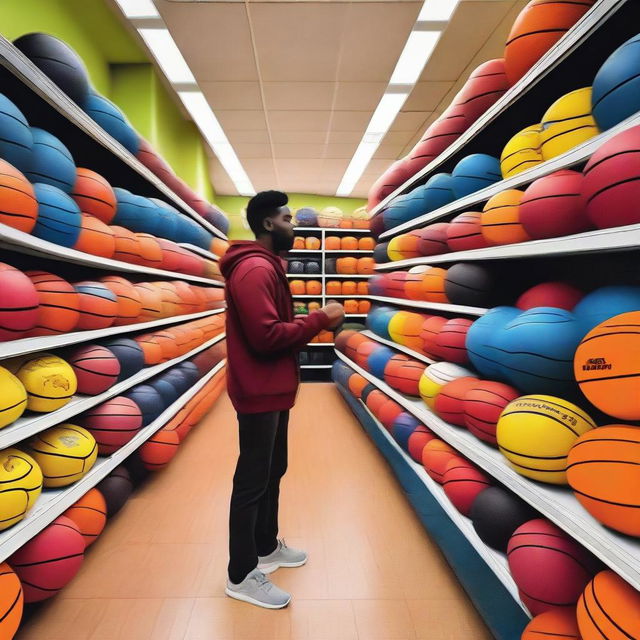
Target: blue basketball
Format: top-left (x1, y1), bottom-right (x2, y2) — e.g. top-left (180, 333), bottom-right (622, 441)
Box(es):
top-left (373, 243), bottom-right (390, 264)
top-left (574, 286), bottom-right (640, 332)
top-left (204, 205), bottom-right (230, 235)
top-left (32, 182), bottom-right (81, 246)
top-left (102, 338), bottom-right (145, 382)
top-left (125, 385), bottom-right (163, 426)
top-left (367, 306), bottom-right (396, 340)
top-left (83, 92), bottom-right (140, 154)
top-left (494, 308), bottom-right (584, 394)
top-left (113, 189), bottom-right (160, 236)
top-left (369, 274), bottom-right (387, 296)
top-left (592, 35), bottom-right (640, 131)
top-left (392, 413), bottom-right (421, 452)
top-left (368, 345), bottom-right (395, 379)
top-left (451, 154), bottom-right (501, 199)
top-left (423, 173), bottom-right (456, 213)
top-left (158, 369), bottom-right (190, 396)
top-left (149, 378), bottom-right (180, 408)
top-left (332, 360), bottom-right (352, 386)
top-left (466, 306), bottom-right (521, 378)
top-left (296, 207), bottom-right (318, 227)
top-left (0, 94), bottom-right (33, 173)
top-left (149, 198), bottom-right (179, 242)
top-left (382, 194), bottom-right (419, 230)
top-left (26, 128), bottom-right (76, 193)
top-left (175, 361), bottom-right (200, 386)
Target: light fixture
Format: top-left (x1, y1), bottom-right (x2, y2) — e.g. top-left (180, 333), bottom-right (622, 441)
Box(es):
top-left (389, 31), bottom-right (441, 86)
top-left (112, 0), bottom-right (160, 19)
top-left (418, 0), bottom-right (461, 22)
top-left (138, 28), bottom-right (196, 84)
top-left (179, 91), bottom-right (256, 196)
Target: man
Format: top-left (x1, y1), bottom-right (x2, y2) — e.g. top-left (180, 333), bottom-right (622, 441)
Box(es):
top-left (220, 190), bottom-right (344, 609)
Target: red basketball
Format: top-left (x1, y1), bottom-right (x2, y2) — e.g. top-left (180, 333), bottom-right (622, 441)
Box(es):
top-left (366, 389), bottom-right (388, 416)
top-left (463, 380), bottom-right (520, 445)
top-left (355, 341), bottom-right (379, 370)
top-left (420, 315), bottom-right (448, 359)
top-left (446, 212), bottom-right (488, 252)
top-left (384, 272), bottom-right (410, 299)
top-left (25, 270), bottom-right (79, 336)
top-left (140, 428), bottom-right (180, 470)
top-left (408, 424), bottom-right (437, 462)
top-left (378, 399), bottom-right (404, 431)
top-left (368, 161), bottom-right (409, 210)
top-left (434, 318), bottom-right (473, 364)
top-left (155, 239), bottom-right (183, 272)
top-left (583, 124), bottom-right (640, 229)
top-left (71, 168), bottom-right (116, 224)
top-left (176, 247), bottom-right (206, 277)
top-left (454, 59), bottom-right (511, 124)
top-left (9, 515), bottom-right (85, 602)
top-left (67, 344), bottom-right (120, 395)
top-left (0, 263), bottom-right (39, 340)
top-left (422, 439), bottom-right (466, 484)
top-left (99, 275), bottom-right (142, 326)
top-left (407, 118), bottom-right (464, 175)
top-left (80, 396), bottom-right (143, 454)
top-left (520, 170), bottom-right (591, 239)
top-left (386, 359), bottom-right (425, 396)
top-left (442, 458), bottom-right (492, 516)
top-left (417, 223), bottom-right (451, 256)
top-left (73, 281), bottom-right (118, 330)
top-left (0, 159), bottom-right (38, 233)
top-left (507, 518), bottom-right (598, 615)
top-left (434, 376), bottom-right (479, 426)
top-left (74, 214), bottom-right (116, 259)
top-left (383, 353), bottom-right (410, 379)
top-left (516, 282), bottom-right (584, 311)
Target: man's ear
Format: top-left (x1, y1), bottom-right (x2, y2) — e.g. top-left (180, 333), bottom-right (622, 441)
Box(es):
top-left (263, 216), bottom-right (274, 232)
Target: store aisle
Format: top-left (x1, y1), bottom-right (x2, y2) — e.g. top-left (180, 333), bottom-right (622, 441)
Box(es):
top-left (18, 384), bottom-right (491, 640)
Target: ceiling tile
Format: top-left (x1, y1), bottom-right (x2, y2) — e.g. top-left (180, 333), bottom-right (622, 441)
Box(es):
top-left (200, 82), bottom-right (263, 110)
top-left (272, 143), bottom-right (326, 159)
top-left (270, 130), bottom-right (328, 144)
top-left (269, 111), bottom-right (331, 132)
top-left (393, 111), bottom-right (431, 131)
top-left (404, 82), bottom-right (455, 112)
top-left (327, 130), bottom-right (363, 144)
top-left (325, 142), bottom-right (358, 159)
top-left (227, 129), bottom-right (271, 144)
top-left (334, 82), bottom-right (387, 111)
top-left (330, 111), bottom-right (370, 131)
top-left (275, 159), bottom-right (325, 176)
top-left (262, 82), bottom-right (336, 111)
top-left (374, 140), bottom-right (407, 159)
top-left (216, 110), bottom-right (268, 130)
top-left (233, 143), bottom-right (273, 158)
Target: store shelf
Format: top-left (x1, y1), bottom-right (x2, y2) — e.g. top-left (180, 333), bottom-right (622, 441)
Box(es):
top-left (370, 0), bottom-right (628, 219)
top-left (179, 243), bottom-right (221, 262)
top-left (301, 364), bottom-right (333, 369)
top-left (0, 222), bottom-right (223, 286)
top-left (325, 274), bottom-right (374, 279)
top-left (0, 359), bottom-right (226, 563)
top-left (324, 250), bottom-right (374, 254)
top-left (0, 332), bottom-right (226, 450)
top-left (295, 227), bottom-right (372, 234)
top-left (336, 350), bottom-right (640, 591)
top-left (362, 330), bottom-right (435, 365)
top-left (292, 295), bottom-right (322, 299)
top-left (0, 308), bottom-right (224, 360)
top-left (345, 314), bottom-right (368, 318)
top-left (287, 274), bottom-right (326, 278)
top-left (375, 223), bottom-right (640, 270)
top-left (290, 249), bottom-right (322, 254)
top-left (326, 294), bottom-right (372, 299)
top-left (306, 343), bottom-right (335, 347)
top-left (368, 295), bottom-right (487, 316)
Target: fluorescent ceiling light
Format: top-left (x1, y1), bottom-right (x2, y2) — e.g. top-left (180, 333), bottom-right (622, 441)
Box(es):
top-left (418, 0), bottom-right (460, 21)
top-left (138, 28), bottom-right (196, 84)
top-left (179, 91), bottom-right (255, 196)
top-left (368, 93), bottom-right (410, 136)
top-left (113, 0), bottom-right (160, 19)
top-left (389, 30), bottom-right (441, 85)
top-left (336, 142), bottom-right (380, 197)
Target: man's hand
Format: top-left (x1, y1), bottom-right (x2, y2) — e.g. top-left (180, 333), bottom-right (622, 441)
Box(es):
top-left (320, 302), bottom-right (345, 330)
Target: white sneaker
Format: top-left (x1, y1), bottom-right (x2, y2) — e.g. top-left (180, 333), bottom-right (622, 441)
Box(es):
top-left (258, 539), bottom-right (308, 575)
top-left (225, 568), bottom-right (291, 609)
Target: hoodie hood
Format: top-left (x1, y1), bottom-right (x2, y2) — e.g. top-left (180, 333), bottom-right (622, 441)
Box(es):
top-left (220, 241), bottom-right (287, 279)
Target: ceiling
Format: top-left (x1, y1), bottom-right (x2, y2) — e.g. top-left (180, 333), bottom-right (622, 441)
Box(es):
top-left (155, 0), bottom-right (527, 197)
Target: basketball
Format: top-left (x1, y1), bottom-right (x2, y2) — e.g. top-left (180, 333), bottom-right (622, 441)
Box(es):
top-left (156, 239), bottom-right (183, 271)
top-left (367, 345), bottom-right (395, 379)
top-left (446, 212), bottom-right (488, 252)
top-left (25, 270), bottom-right (79, 336)
top-left (387, 234), bottom-right (418, 261)
top-left (540, 88), bottom-right (598, 161)
top-left (455, 58), bottom-right (510, 124)
top-left (140, 428), bottom-right (180, 470)
top-left (134, 283), bottom-right (163, 321)
top-left (577, 570), bottom-right (640, 640)
top-left (26, 128), bottom-right (76, 193)
top-left (391, 310), bottom-right (428, 353)
top-left (385, 358), bottom-right (425, 397)
top-left (442, 459), bottom-right (492, 516)
top-left (0, 158), bottom-right (37, 233)
top-left (574, 286), bottom-right (640, 332)
top-left (419, 362), bottom-right (474, 409)
top-left (444, 263), bottom-right (494, 307)
top-left (63, 488), bottom-right (107, 547)
top-left (12, 354), bottom-right (77, 412)
top-left (79, 396), bottom-right (142, 454)
top-left (67, 344), bottom-right (120, 395)
top-left (97, 465), bottom-right (133, 517)
top-left (420, 315), bottom-right (448, 359)
top-left (26, 424), bottom-right (97, 487)
top-left (99, 275), bottom-right (142, 326)
top-left (101, 337), bottom-right (146, 382)
top-left (391, 413), bottom-right (421, 452)
top-left (434, 377), bottom-right (479, 426)
top-left (451, 154), bottom-right (501, 199)
top-left (377, 399), bottom-right (404, 432)
top-left (111, 225), bottom-right (142, 264)
top-left (407, 424), bottom-right (437, 462)
top-left (420, 267), bottom-right (449, 303)
top-left (567, 425), bottom-right (640, 536)
top-left (574, 311), bottom-right (640, 419)
top-left (71, 168), bottom-right (116, 224)
top-left (348, 373), bottom-right (369, 398)
top-left (0, 93), bottom-right (32, 173)
top-left (83, 92), bottom-right (139, 154)
top-left (497, 394), bottom-right (596, 484)
top-left (355, 340), bottom-right (380, 370)
top-left (0, 562), bottom-right (23, 638)
top-left (134, 334), bottom-right (164, 366)
top-left (73, 281), bottom-right (118, 330)
top-left (521, 610), bottom-right (580, 640)
top-left (74, 214), bottom-right (116, 258)
top-left (434, 318), bottom-right (473, 364)
top-left (516, 282), bottom-right (583, 311)
top-left (500, 124), bottom-right (543, 178)
top-left (463, 380), bottom-right (520, 445)
top-left (134, 233), bottom-right (163, 268)
top-left (422, 173), bottom-right (456, 213)
top-left (417, 223), bottom-right (450, 256)
top-left (0, 448), bottom-right (42, 529)
top-left (422, 439), bottom-right (465, 484)
top-left (0, 367), bottom-right (27, 428)
top-left (520, 170), bottom-right (591, 239)
top-left (481, 189), bottom-right (529, 246)
top-left (508, 518), bottom-right (597, 615)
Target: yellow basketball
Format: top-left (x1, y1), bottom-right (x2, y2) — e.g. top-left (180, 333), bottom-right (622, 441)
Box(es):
top-left (419, 362), bottom-right (474, 410)
top-left (540, 88), bottom-right (599, 161)
top-left (0, 366), bottom-right (27, 429)
top-left (497, 395), bottom-right (596, 484)
top-left (388, 311), bottom-right (412, 345)
top-left (12, 354), bottom-right (77, 413)
top-left (26, 424), bottom-right (97, 488)
top-left (0, 448), bottom-right (43, 530)
top-left (500, 124), bottom-right (543, 178)
top-left (387, 236), bottom-right (407, 261)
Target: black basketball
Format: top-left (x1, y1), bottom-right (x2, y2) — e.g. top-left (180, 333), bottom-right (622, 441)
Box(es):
top-left (13, 33), bottom-right (90, 105)
top-left (102, 337), bottom-right (145, 381)
top-left (289, 260), bottom-right (305, 274)
top-left (325, 258), bottom-right (337, 274)
top-left (360, 383), bottom-right (378, 404)
top-left (158, 369), bottom-right (190, 396)
top-left (305, 260), bottom-right (321, 274)
top-left (125, 384), bottom-right (163, 426)
top-left (445, 263), bottom-right (495, 307)
top-left (370, 213), bottom-right (385, 240)
top-left (97, 465), bottom-right (133, 517)
top-left (175, 361), bottom-right (200, 385)
top-left (299, 352), bottom-right (309, 365)
top-left (470, 486), bottom-right (537, 551)
top-left (149, 378), bottom-right (180, 408)
top-left (374, 242), bottom-right (390, 264)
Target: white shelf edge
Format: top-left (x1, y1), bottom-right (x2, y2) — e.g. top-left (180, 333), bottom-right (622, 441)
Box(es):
top-left (290, 250), bottom-right (374, 254)
top-left (0, 359), bottom-right (226, 563)
top-left (292, 295), bottom-right (322, 299)
top-left (294, 227), bottom-right (372, 234)
top-left (0, 332), bottom-right (226, 450)
top-left (289, 274), bottom-right (373, 279)
top-left (368, 295), bottom-right (487, 316)
top-left (370, 0), bottom-right (628, 218)
top-left (326, 295), bottom-right (372, 299)
top-left (378, 110), bottom-right (640, 241)
top-left (301, 365), bottom-right (333, 369)
top-left (0, 308), bottom-right (225, 359)
top-left (178, 243), bottom-right (221, 262)
top-left (324, 274), bottom-right (374, 279)
top-left (0, 222), bottom-right (224, 286)
top-left (361, 330), bottom-right (435, 365)
top-left (306, 343), bottom-right (335, 346)
top-left (336, 350), bottom-right (640, 591)
top-left (345, 314), bottom-right (368, 318)
top-left (287, 274), bottom-right (326, 278)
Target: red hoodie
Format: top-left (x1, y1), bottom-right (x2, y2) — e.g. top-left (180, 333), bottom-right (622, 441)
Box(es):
top-left (220, 241), bottom-right (331, 413)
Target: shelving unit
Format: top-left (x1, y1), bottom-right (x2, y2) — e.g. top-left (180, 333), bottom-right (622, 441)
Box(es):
top-left (362, 330), bottom-right (435, 365)
top-left (368, 295), bottom-right (487, 316)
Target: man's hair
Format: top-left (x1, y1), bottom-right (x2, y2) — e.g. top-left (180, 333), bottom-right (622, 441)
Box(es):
top-left (246, 190), bottom-right (289, 237)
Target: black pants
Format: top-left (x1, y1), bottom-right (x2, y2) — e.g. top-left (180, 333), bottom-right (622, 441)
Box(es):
top-left (228, 410), bottom-right (289, 584)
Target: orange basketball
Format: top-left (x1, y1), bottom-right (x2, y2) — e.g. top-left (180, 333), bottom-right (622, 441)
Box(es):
top-left (342, 281), bottom-right (357, 295)
top-left (71, 168), bottom-right (116, 224)
top-left (359, 237), bottom-right (375, 251)
top-left (156, 281), bottom-right (182, 317)
top-left (171, 281), bottom-right (200, 315)
top-left (404, 269), bottom-right (429, 301)
top-left (378, 398), bottom-right (404, 431)
top-left (306, 281), bottom-right (322, 295)
top-left (190, 287), bottom-right (208, 313)
top-left (341, 236), bottom-right (358, 250)
top-left (357, 257), bottom-right (375, 274)
top-left (353, 219), bottom-right (369, 229)
top-left (293, 237), bottom-right (305, 250)
top-left (111, 226), bottom-right (142, 264)
top-left (337, 257), bottom-right (358, 274)
top-left (99, 276), bottom-right (142, 326)
top-left (577, 570), bottom-right (640, 640)
top-left (134, 283), bottom-right (163, 321)
top-left (326, 281), bottom-right (342, 295)
top-left (339, 219), bottom-right (353, 229)
top-left (73, 281), bottom-right (118, 330)
top-left (134, 334), bottom-right (164, 365)
top-left (305, 236), bottom-right (321, 250)
top-left (344, 299), bottom-right (359, 314)
top-left (348, 373), bottom-right (369, 398)
top-left (140, 428), bottom-right (180, 470)
top-left (422, 439), bottom-right (465, 484)
top-left (386, 358), bottom-right (425, 396)
top-left (25, 271), bottom-right (80, 336)
top-left (394, 311), bottom-right (429, 354)
top-left (62, 488), bottom-right (106, 547)
top-left (134, 233), bottom-right (163, 268)
top-left (150, 330), bottom-right (180, 361)
top-left (325, 236), bottom-right (340, 250)
top-left (0, 159), bottom-right (38, 233)
top-left (0, 562), bottom-right (23, 639)
top-left (74, 214), bottom-right (116, 258)
top-left (481, 189), bottom-right (529, 246)
top-left (421, 315), bottom-right (447, 359)
top-left (420, 267), bottom-right (449, 303)
top-left (357, 281), bottom-right (369, 295)
top-left (290, 280), bottom-right (306, 295)
top-left (522, 610), bottom-right (580, 640)
top-left (156, 238), bottom-right (183, 272)
top-left (358, 300), bottom-right (371, 314)
top-left (434, 377), bottom-right (479, 425)
top-left (210, 238), bottom-right (229, 257)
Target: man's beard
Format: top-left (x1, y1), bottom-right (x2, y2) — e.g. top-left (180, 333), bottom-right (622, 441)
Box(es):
top-left (273, 229), bottom-right (294, 253)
